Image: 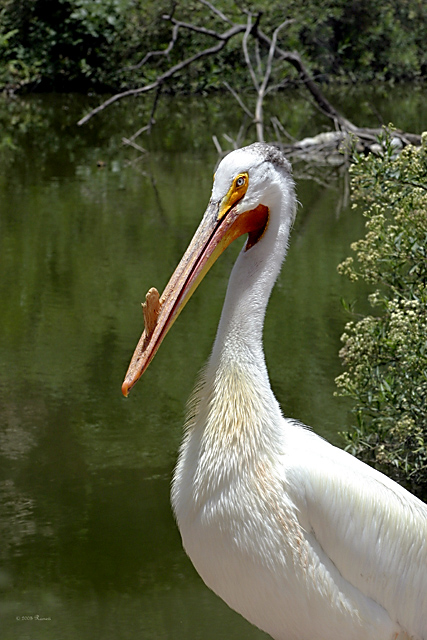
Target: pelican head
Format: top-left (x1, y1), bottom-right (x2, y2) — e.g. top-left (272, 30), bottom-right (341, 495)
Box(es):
top-left (122, 143), bottom-right (295, 396)
top-left (212, 143), bottom-right (294, 223)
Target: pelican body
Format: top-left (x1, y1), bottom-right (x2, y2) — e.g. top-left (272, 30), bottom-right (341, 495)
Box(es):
top-left (122, 144), bottom-right (427, 640)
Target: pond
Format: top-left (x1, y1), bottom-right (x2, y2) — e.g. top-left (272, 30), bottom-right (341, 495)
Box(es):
top-left (0, 86), bottom-right (426, 640)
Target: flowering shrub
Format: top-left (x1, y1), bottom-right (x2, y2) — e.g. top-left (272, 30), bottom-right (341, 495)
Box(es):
top-left (336, 130), bottom-right (427, 491)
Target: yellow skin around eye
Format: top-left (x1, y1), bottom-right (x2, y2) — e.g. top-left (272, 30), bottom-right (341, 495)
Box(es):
top-left (218, 172), bottom-right (249, 220)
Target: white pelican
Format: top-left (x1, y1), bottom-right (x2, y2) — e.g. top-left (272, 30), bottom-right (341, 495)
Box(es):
top-left (122, 143), bottom-right (427, 640)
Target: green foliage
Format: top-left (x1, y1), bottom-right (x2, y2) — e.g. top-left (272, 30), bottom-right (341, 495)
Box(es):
top-left (336, 130), bottom-right (427, 491)
top-left (0, 0), bottom-right (149, 89)
top-left (291, 0), bottom-right (427, 80)
top-left (1, 0), bottom-right (426, 92)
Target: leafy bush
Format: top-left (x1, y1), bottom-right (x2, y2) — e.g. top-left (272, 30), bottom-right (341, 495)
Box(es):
top-left (1, 0), bottom-right (426, 91)
top-left (336, 130), bottom-right (427, 492)
top-left (0, 0), bottom-right (157, 90)
top-left (295, 0), bottom-right (427, 80)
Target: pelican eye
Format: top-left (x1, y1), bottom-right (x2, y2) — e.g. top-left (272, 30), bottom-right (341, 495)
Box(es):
top-left (232, 173), bottom-right (248, 200)
top-left (218, 172), bottom-right (249, 220)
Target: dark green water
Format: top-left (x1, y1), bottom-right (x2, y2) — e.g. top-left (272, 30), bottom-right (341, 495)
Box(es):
top-left (0, 88), bottom-right (425, 639)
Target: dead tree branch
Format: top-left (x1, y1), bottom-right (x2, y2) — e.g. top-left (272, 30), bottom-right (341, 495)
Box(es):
top-left (252, 25), bottom-right (353, 131)
top-left (77, 1), bottom-right (421, 161)
top-left (122, 85), bottom-right (162, 149)
top-left (77, 20), bottom-right (246, 126)
top-left (223, 81), bottom-right (252, 118)
top-left (199, 0), bottom-right (233, 25)
top-left (124, 23), bottom-right (180, 73)
top-left (255, 18), bottom-right (294, 141)
top-left (242, 14), bottom-right (259, 93)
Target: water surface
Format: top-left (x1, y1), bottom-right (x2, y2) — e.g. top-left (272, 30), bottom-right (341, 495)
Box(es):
top-left (0, 88), bottom-right (425, 639)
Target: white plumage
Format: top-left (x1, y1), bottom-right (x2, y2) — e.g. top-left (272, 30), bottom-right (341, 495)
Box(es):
top-left (123, 143), bottom-right (427, 640)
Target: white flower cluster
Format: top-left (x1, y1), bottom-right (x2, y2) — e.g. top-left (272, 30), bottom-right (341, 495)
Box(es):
top-left (336, 131), bottom-right (427, 485)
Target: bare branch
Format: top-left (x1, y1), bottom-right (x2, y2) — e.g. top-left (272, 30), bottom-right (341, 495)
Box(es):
top-left (142, 85), bottom-right (162, 137)
top-left (260, 18), bottom-right (294, 96)
top-left (270, 116), bottom-right (297, 143)
top-left (222, 133), bottom-right (238, 148)
top-left (125, 23), bottom-right (179, 72)
top-left (254, 18), bottom-right (293, 141)
top-left (167, 16), bottom-right (224, 39)
top-left (125, 86), bottom-right (162, 142)
top-left (77, 4), bottom-right (421, 162)
top-left (255, 39), bottom-right (262, 77)
top-left (199, 0), bottom-right (233, 25)
top-left (126, 123), bottom-right (151, 140)
top-left (265, 78), bottom-right (291, 95)
top-left (122, 137), bottom-right (148, 154)
top-left (223, 81), bottom-right (253, 118)
top-left (78, 22), bottom-right (246, 126)
top-left (212, 135), bottom-right (223, 155)
top-left (242, 15), bottom-right (259, 92)
top-left (253, 25), bottom-right (353, 131)
top-left (236, 121), bottom-right (247, 147)
top-left (78, 87), bottom-right (152, 126)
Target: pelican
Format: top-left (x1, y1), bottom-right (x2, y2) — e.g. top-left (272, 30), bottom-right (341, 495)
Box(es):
top-left (122, 143), bottom-right (427, 640)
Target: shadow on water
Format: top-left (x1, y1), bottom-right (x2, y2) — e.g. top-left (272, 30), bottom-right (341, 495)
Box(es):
top-left (0, 87), bottom-right (426, 639)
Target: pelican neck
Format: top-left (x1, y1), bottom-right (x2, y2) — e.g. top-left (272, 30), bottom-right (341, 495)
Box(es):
top-left (209, 208), bottom-right (293, 380)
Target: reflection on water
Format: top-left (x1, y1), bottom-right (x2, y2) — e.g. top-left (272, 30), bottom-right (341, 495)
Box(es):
top-left (0, 89), bottom-right (426, 639)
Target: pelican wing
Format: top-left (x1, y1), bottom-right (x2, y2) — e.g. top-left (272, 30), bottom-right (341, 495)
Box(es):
top-left (288, 431), bottom-right (427, 635)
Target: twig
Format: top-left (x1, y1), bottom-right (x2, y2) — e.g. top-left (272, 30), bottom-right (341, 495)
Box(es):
top-left (222, 133), bottom-right (237, 147)
top-left (255, 38), bottom-right (262, 77)
top-left (122, 138), bottom-right (147, 154)
top-left (124, 23), bottom-right (179, 72)
top-left (236, 121), bottom-right (248, 147)
top-left (223, 81), bottom-right (253, 118)
top-left (261, 18), bottom-right (294, 95)
top-left (199, 0), bottom-right (233, 25)
top-left (270, 116), bottom-right (297, 143)
top-left (242, 14), bottom-right (259, 92)
top-left (265, 78), bottom-right (291, 95)
top-left (212, 135), bottom-right (223, 154)
top-left (124, 86), bottom-right (162, 142)
top-left (167, 16), bottom-right (224, 39)
top-left (255, 18), bottom-right (292, 141)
